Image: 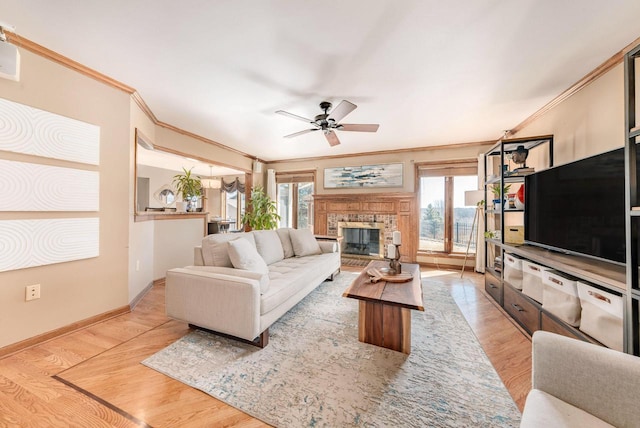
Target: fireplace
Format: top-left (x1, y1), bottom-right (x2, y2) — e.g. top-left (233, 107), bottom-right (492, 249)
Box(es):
top-left (338, 221), bottom-right (385, 258)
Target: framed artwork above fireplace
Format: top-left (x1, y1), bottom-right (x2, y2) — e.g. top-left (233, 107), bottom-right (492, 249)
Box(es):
top-left (324, 163), bottom-right (403, 189)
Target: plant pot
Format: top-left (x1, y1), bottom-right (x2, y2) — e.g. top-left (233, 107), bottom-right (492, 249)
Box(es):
top-left (176, 201), bottom-right (187, 212)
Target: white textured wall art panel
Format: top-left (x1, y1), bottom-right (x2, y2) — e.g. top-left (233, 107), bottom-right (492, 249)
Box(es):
top-left (0, 160), bottom-right (99, 211)
top-left (0, 218), bottom-right (99, 272)
top-left (0, 97), bottom-right (100, 165)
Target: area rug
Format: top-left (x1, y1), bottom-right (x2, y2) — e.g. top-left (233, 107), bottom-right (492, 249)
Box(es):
top-left (143, 273), bottom-right (521, 427)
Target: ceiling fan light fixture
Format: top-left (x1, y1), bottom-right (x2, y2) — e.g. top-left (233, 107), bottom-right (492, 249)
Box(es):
top-left (202, 178), bottom-right (221, 189)
top-left (275, 100), bottom-right (379, 147)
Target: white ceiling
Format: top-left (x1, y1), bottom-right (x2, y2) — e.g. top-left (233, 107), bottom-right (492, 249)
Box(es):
top-left (3, 1), bottom-right (640, 162)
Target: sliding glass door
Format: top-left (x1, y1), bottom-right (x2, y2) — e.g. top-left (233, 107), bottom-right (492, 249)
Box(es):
top-left (418, 162), bottom-right (478, 255)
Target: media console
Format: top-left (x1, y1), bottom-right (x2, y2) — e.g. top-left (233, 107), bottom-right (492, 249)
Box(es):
top-left (485, 242), bottom-right (625, 347)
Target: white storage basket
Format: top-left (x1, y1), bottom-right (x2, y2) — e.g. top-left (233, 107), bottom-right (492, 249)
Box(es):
top-left (577, 282), bottom-right (624, 351)
top-left (542, 270), bottom-right (581, 327)
top-left (522, 260), bottom-right (545, 303)
top-left (503, 253), bottom-right (524, 290)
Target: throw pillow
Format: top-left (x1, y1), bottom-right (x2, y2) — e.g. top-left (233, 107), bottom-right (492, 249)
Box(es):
top-left (289, 228), bottom-right (322, 257)
top-left (276, 228), bottom-right (295, 258)
top-left (228, 238), bottom-right (269, 274)
top-left (253, 230), bottom-right (285, 265)
top-left (201, 232), bottom-right (257, 267)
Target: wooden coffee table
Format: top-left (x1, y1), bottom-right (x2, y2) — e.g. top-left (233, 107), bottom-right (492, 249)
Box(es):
top-left (343, 260), bottom-right (424, 354)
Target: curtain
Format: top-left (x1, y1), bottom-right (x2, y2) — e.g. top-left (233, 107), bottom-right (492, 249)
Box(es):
top-left (267, 169), bottom-right (277, 201)
top-left (475, 154), bottom-right (486, 273)
top-left (221, 177), bottom-right (245, 194)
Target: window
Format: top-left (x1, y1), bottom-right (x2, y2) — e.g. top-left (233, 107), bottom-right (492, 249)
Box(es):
top-left (221, 178), bottom-right (246, 231)
top-left (418, 162), bottom-right (478, 255)
top-left (276, 171), bottom-right (315, 231)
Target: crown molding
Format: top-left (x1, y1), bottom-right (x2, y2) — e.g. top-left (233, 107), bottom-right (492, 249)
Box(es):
top-left (5, 31), bottom-right (135, 94)
top-left (5, 31), bottom-right (256, 161)
top-left (510, 34), bottom-right (640, 135)
top-left (7, 30), bottom-right (640, 164)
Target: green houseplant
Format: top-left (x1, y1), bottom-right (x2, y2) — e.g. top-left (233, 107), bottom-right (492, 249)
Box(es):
top-left (490, 183), bottom-right (511, 204)
top-left (241, 185), bottom-right (280, 230)
top-left (172, 167), bottom-right (203, 211)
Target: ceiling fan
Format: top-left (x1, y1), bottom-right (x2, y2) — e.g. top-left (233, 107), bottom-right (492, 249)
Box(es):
top-left (275, 100), bottom-right (379, 147)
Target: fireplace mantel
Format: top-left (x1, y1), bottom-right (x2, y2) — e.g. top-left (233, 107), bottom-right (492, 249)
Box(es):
top-left (313, 193), bottom-right (418, 262)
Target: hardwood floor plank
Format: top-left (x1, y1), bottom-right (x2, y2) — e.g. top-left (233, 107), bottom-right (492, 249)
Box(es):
top-left (0, 268), bottom-right (531, 425)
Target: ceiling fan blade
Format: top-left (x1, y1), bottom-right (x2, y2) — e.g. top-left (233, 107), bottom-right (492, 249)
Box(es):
top-left (327, 100), bottom-right (357, 123)
top-left (284, 128), bottom-right (319, 138)
top-left (275, 110), bottom-right (314, 124)
top-left (324, 130), bottom-right (341, 147)
top-left (339, 123), bottom-right (380, 132)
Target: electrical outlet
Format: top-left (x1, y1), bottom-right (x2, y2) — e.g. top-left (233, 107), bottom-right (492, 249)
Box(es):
top-left (136, 260), bottom-right (140, 271)
top-left (25, 284), bottom-right (40, 301)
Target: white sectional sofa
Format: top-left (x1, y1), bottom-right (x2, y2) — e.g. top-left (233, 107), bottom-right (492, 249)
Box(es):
top-left (165, 228), bottom-right (340, 347)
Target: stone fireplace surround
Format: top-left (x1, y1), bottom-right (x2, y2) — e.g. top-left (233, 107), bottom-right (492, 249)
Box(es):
top-left (331, 215), bottom-right (397, 259)
top-left (313, 193), bottom-right (417, 262)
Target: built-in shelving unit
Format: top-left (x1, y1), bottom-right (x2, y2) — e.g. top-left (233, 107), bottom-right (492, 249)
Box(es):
top-left (484, 135), bottom-right (625, 347)
top-left (624, 42), bottom-right (640, 355)
top-left (483, 135), bottom-right (554, 275)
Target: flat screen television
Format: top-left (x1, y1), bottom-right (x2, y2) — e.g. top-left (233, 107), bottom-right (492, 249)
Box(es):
top-left (524, 147), bottom-right (626, 264)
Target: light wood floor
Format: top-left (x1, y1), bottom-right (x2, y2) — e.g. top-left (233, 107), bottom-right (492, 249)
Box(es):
top-left (0, 267), bottom-right (531, 427)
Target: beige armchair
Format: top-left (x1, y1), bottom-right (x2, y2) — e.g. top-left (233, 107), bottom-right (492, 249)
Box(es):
top-left (521, 331), bottom-right (640, 428)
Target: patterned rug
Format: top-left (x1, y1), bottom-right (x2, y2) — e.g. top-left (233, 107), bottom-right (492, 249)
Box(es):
top-left (143, 272), bottom-right (521, 427)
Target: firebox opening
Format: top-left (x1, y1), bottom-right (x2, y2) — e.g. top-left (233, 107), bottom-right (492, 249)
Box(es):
top-left (337, 221), bottom-right (385, 259)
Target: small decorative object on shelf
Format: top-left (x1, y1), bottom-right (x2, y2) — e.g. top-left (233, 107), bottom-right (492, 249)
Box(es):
top-left (386, 231), bottom-right (402, 275)
top-left (511, 145), bottom-right (529, 170)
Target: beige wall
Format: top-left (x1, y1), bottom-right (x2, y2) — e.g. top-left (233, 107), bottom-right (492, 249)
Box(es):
top-left (155, 126), bottom-right (253, 173)
top-left (129, 100), bottom-right (157, 302)
top-left (0, 50), bottom-right (131, 348)
top-left (512, 63), bottom-right (625, 162)
top-left (0, 48), bottom-right (258, 348)
top-left (153, 218), bottom-right (205, 280)
top-left (266, 143), bottom-right (490, 195)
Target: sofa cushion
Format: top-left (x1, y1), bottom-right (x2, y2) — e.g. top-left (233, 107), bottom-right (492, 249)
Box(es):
top-left (276, 228), bottom-right (295, 258)
top-left (521, 389), bottom-right (615, 428)
top-left (201, 232), bottom-right (256, 267)
top-left (181, 265), bottom-right (269, 294)
top-left (253, 230), bottom-right (285, 265)
top-left (289, 228), bottom-right (321, 257)
top-left (261, 253), bottom-right (337, 314)
top-left (228, 238), bottom-right (269, 275)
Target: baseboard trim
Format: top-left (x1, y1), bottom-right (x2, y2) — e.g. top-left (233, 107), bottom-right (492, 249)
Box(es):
top-left (129, 281), bottom-right (154, 310)
top-left (0, 305), bottom-right (130, 359)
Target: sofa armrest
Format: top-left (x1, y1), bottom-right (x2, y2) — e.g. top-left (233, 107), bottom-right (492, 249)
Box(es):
top-left (165, 267), bottom-right (262, 341)
top-left (318, 240), bottom-right (338, 253)
top-left (531, 331), bottom-right (640, 427)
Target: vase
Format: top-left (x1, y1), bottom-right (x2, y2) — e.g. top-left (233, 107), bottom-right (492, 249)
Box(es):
top-left (515, 185), bottom-right (525, 209)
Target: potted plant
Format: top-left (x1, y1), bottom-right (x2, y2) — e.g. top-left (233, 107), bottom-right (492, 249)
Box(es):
top-left (172, 167), bottom-right (203, 212)
top-left (490, 183), bottom-right (511, 208)
top-left (241, 185), bottom-right (280, 230)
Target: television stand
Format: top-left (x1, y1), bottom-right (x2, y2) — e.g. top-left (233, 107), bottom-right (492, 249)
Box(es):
top-left (484, 243), bottom-right (625, 348)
